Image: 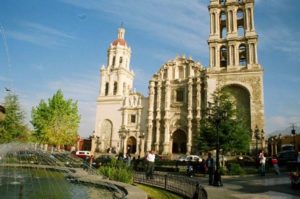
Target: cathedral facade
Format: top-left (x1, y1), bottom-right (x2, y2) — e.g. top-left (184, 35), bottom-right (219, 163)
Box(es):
top-left (92, 0), bottom-right (265, 157)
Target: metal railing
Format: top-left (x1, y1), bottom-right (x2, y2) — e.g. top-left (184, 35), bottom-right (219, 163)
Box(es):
top-left (134, 172), bottom-right (207, 199)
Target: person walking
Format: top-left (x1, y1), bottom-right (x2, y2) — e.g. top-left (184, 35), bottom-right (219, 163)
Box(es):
top-left (271, 155), bottom-right (280, 175)
top-left (145, 150), bottom-right (155, 179)
top-left (205, 152), bottom-right (214, 185)
top-left (259, 151), bottom-right (266, 176)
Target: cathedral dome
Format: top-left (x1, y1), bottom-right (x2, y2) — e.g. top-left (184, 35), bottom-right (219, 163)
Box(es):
top-left (112, 38), bottom-right (127, 46)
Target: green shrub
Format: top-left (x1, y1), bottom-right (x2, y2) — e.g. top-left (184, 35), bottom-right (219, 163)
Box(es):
top-left (99, 158), bottom-right (133, 184)
top-left (228, 163), bottom-right (246, 175)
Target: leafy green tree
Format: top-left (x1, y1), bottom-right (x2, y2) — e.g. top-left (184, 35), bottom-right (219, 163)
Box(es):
top-left (31, 90), bottom-right (80, 147)
top-left (197, 89), bottom-right (251, 154)
top-left (0, 92), bottom-right (30, 143)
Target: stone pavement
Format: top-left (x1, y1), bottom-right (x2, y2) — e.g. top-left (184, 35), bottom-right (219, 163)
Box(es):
top-left (196, 173), bottom-right (300, 199)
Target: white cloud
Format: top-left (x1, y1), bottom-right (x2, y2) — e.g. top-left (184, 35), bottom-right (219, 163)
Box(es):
top-left (7, 21), bottom-right (75, 47)
top-left (22, 22), bottom-right (75, 40)
top-left (59, 0), bottom-right (209, 56)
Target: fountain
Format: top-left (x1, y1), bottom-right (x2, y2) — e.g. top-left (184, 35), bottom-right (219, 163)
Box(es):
top-left (0, 142), bottom-right (126, 199)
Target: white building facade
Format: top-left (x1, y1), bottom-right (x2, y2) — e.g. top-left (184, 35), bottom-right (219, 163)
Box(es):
top-left (92, 0), bottom-right (265, 157)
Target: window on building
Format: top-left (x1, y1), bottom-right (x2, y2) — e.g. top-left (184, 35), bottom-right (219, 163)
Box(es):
top-left (239, 44), bottom-right (247, 66)
top-left (176, 89), bottom-right (184, 102)
top-left (220, 46), bottom-right (227, 67)
top-left (113, 82), bottom-right (118, 95)
top-left (130, 114), bottom-right (136, 123)
top-left (220, 12), bottom-right (227, 38)
top-left (112, 56), bottom-right (116, 66)
top-left (119, 56), bottom-right (123, 64)
top-left (105, 82), bottom-right (109, 96)
top-left (220, 0), bottom-right (226, 5)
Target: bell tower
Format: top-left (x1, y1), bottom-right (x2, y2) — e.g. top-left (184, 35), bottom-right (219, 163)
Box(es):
top-left (99, 26), bottom-right (134, 97)
top-left (208, 0), bottom-right (260, 70)
top-left (207, 0), bottom-right (265, 151)
top-left (93, 26), bottom-right (135, 153)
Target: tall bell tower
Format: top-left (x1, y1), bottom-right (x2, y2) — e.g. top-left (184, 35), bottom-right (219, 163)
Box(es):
top-left (208, 0), bottom-right (259, 70)
top-left (93, 26), bottom-right (135, 153)
top-left (207, 0), bottom-right (265, 151)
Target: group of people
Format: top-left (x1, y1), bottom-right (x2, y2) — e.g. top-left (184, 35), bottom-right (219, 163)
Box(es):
top-left (258, 151), bottom-right (280, 176)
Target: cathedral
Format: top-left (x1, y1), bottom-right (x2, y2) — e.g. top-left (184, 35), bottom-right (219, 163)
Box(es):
top-left (91, 0), bottom-right (265, 157)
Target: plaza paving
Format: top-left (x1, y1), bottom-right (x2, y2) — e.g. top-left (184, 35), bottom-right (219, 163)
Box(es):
top-left (196, 173), bottom-right (300, 199)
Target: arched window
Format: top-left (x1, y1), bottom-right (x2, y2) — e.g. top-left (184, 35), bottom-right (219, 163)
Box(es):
top-left (101, 119), bottom-right (113, 150)
top-left (113, 82), bottom-right (118, 95)
top-left (237, 9), bottom-right (245, 37)
top-left (221, 27), bottom-right (227, 39)
top-left (237, 9), bottom-right (244, 19)
top-left (220, 0), bottom-right (226, 5)
top-left (239, 44), bottom-right (247, 66)
top-left (220, 11), bottom-right (227, 38)
top-left (220, 46), bottom-right (227, 68)
top-left (176, 88), bottom-right (185, 102)
top-left (112, 56), bottom-right (116, 66)
top-left (105, 82), bottom-right (109, 96)
top-left (119, 56), bottom-right (123, 64)
top-left (220, 11), bottom-right (226, 21)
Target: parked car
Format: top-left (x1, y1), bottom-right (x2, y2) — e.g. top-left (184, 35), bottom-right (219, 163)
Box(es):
top-left (178, 155), bottom-right (202, 162)
top-left (236, 155), bottom-right (256, 166)
top-left (277, 150), bottom-right (297, 165)
top-left (75, 151), bottom-right (91, 159)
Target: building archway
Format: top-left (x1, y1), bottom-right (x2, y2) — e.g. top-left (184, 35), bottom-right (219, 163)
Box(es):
top-left (222, 84), bottom-right (251, 130)
top-left (172, 129), bottom-right (187, 154)
top-left (127, 136), bottom-right (137, 154)
top-left (100, 119), bottom-right (113, 151)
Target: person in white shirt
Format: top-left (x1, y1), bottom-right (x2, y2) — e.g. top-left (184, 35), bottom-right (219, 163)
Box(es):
top-left (145, 150), bottom-right (155, 179)
top-left (259, 151), bottom-right (266, 176)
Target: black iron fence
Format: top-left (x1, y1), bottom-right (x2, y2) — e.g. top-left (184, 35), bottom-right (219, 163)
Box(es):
top-left (134, 172), bottom-right (207, 199)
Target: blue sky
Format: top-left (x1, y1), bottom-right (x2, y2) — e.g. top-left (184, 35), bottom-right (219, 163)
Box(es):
top-left (0, 0), bottom-right (299, 138)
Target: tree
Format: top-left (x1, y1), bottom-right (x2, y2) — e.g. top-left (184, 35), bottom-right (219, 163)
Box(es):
top-left (196, 89), bottom-right (251, 154)
top-left (0, 92), bottom-right (30, 143)
top-left (31, 90), bottom-right (80, 147)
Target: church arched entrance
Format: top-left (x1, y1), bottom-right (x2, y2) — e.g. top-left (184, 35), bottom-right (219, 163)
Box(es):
top-left (172, 129), bottom-right (187, 154)
top-left (126, 136), bottom-right (137, 154)
top-left (222, 84), bottom-right (251, 130)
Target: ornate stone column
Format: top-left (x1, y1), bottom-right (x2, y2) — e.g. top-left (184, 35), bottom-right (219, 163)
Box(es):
top-left (146, 81), bottom-right (155, 151)
top-left (155, 82), bottom-right (161, 151)
top-left (163, 80), bottom-right (170, 154)
top-left (187, 78), bottom-right (193, 154)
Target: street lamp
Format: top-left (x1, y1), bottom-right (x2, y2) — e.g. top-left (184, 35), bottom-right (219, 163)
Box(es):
top-left (291, 127), bottom-right (296, 150)
top-left (212, 109), bottom-right (227, 187)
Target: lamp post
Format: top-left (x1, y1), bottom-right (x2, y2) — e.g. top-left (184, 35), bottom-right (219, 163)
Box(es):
top-left (291, 126), bottom-right (296, 150)
top-left (212, 109), bottom-right (227, 187)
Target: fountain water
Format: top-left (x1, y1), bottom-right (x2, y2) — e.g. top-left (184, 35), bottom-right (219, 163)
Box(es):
top-left (0, 142), bottom-right (126, 199)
